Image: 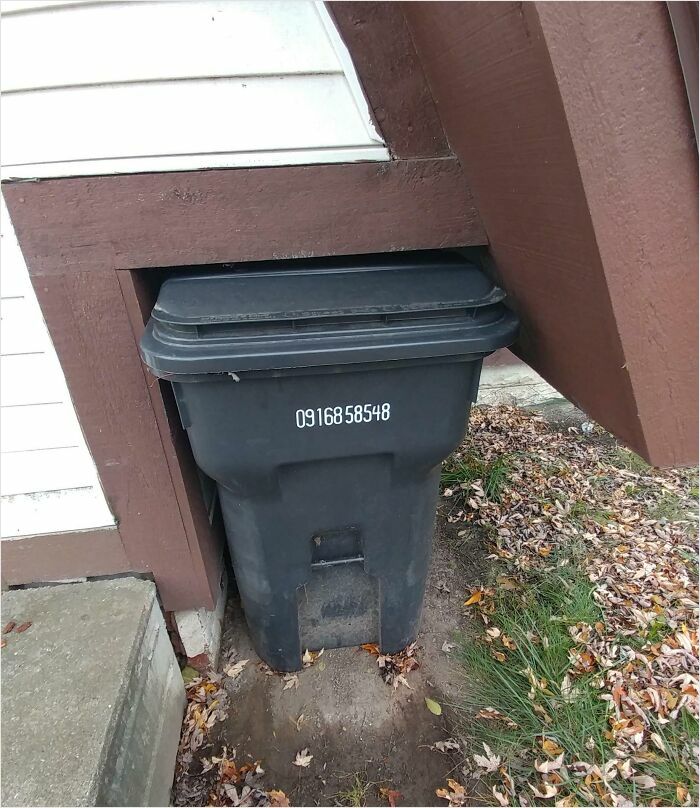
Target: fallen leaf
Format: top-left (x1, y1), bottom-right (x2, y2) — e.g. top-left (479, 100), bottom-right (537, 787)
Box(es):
top-left (631, 774), bottom-right (656, 789)
top-left (533, 704), bottom-right (553, 724)
top-left (442, 641), bottom-right (456, 653)
top-left (268, 789), bottom-right (290, 806)
top-left (425, 697), bottom-right (442, 715)
top-left (541, 738), bottom-right (564, 756)
top-left (432, 739), bottom-right (460, 753)
top-left (649, 732), bottom-right (666, 753)
top-left (2, 621), bottom-right (16, 634)
top-left (282, 673), bottom-right (298, 691)
top-left (0, 639), bottom-right (6, 649)
top-left (475, 707), bottom-right (518, 729)
top-left (293, 748), bottom-right (313, 768)
top-left (224, 659), bottom-right (249, 679)
top-left (436, 779), bottom-right (467, 806)
top-left (302, 648), bottom-right (324, 667)
top-left (535, 752), bottom-right (565, 773)
top-left (379, 786), bottom-right (402, 806)
top-left (15, 622), bottom-right (31, 633)
top-left (677, 785), bottom-right (688, 803)
top-left (530, 782), bottom-right (558, 799)
top-left (181, 665), bottom-right (200, 684)
top-left (361, 643), bottom-right (380, 655)
top-left (491, 650), bottom-right (507, 663)
top-left (473, 743), bottom-right (501, 772)
top-left (492, 786), bottom-right (508, 806)
top-left (501, 634), bottom-right (517, 650)
top-left (464, 591), bottom-right (483, 607)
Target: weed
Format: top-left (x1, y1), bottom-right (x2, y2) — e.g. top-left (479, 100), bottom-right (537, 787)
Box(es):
top-left (334, 773), bottom-right (372, 807)
top-left (456, 558), bottom-right (698, 806)
top-left (568, 500), bottom-right (614, 526)
top-left (457, 562), bottom-right (605, 757)
top-left (609, 447), bottom-right (652, 474)
top-left (441, 452), bottom-right (512, 502)
top-left (648, 491), bottom-right (692, 523)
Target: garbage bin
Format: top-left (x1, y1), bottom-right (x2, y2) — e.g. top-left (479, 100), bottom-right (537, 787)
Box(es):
top-left (140, 252), bottom-right (518, 671)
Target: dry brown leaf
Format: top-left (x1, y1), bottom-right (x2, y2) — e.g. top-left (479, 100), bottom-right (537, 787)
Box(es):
top-left (631, 774), bottom-right (656, 789)
top-left (473, 743), bottom-right (501, 772)
top-left (475, 707), bottom-right (518, 729)
top-left (541, 738), bottom-right (564, 756)
top-left (268, 789), bottom-right (290, 806)
top-left (533, 703), bottom-right (553, 724)
top-left (535, 752), bottom-right (565, 773)
top-left (530, 782), bottom-right (558, 799)
top-left (436, 779), bottom-right (467, 806)
top-left (492, 786), bottom-right (508, 806)
top-left (379, 786), bottom-right (402, 806)
top-left (282, 673), bottom-right (298, 691)
top-left (224, 659), bottom-right (249, 679)
top-left (464, 591), bottom-right (483, 607)
top-left (293, 748), bottom-right (313, 768)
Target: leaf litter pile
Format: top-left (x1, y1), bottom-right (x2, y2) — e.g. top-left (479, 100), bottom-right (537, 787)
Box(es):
top-left (174, 671), bottom-right (290, 807)
top-left (438, 405), bottom-right (698, 807)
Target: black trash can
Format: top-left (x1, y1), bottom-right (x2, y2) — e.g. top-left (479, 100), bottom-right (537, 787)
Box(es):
top-left (140, 252), bottom-right (518, 671)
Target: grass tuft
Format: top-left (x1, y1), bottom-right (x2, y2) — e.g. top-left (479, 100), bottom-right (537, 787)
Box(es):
top-left (442, 452), bottom-right (512, 502)
top-left (609, 447), bottom-right (652, 474)
top-left (456, 559), bottom-right (699, 805)
top-left (334, 773), bottom-right (372, 807)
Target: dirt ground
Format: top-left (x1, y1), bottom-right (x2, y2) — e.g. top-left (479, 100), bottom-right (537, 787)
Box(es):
top-left (190, 514), bottom-right (487, 808)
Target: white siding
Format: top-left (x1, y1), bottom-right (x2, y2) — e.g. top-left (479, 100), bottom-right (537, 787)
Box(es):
top-left (0, 0), bottom-right (389, 179)
top-left (0, 196), bottom-right (115, 538)
top-left (0, 0), bottom-right (385, 541)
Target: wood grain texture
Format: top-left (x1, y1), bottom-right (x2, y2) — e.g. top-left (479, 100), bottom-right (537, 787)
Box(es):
top-left (2, 158), bottom-right (484, 276)
top-left (404, 1), bottom-right (698, 465)
top-left (25, 269), bottom-right (214, 609)
top-left (329, 1), bottom-right (451, 158)
top-left (117, 270), bottom-right (224, 606)
top-left (536, 0), bottom-right (698, 466)
top-left (1, 528), bottom-right (132, 585)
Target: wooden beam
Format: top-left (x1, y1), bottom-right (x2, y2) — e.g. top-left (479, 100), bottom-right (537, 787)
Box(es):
top-left (404, 1), bottom-right (698, 466)
top-left (3, 158), bottom-right (485, 276)
top-left (1, 529), bottom-right (132, 585)
top-left (329, 2), bottom-right (451, 159)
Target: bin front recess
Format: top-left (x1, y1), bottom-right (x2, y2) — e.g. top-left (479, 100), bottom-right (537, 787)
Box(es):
top-left (140, 253), bottom-right (518, 671)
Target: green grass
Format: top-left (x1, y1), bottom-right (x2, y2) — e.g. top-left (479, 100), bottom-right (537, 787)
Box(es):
top-left (334, 773), bottom-right (372, 807)
top-left (441, 452), bottom-right (512, 502)
top-left (568, 499), bottom-right (614, 526)
top-left (455, 559), bottom-right (699, 805)
top-left (648, 491), bottom-right (692, 523)
top-left (609, 447), bottom-right (653, 474)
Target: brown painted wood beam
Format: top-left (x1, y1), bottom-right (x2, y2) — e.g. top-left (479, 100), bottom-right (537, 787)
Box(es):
top-left (4, 158), bottom-right (484, 275)
top-left (1, 529), bottom-right (132, 585)
top-left (329, 1), bottom-right (451, 159)
top-left (403, 1), bottom-right (698, 466)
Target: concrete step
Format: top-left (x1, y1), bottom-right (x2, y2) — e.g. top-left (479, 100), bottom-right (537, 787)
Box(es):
top-left (1, 577), bottom-right (185, 807)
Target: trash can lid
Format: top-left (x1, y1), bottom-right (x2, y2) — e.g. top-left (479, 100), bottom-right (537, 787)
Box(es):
top-left (140, 253), bottom-right (519, 376)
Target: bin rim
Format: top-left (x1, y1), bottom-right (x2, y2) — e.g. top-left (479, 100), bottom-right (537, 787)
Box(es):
top-left (140, 255), bottom-right (519, 376)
